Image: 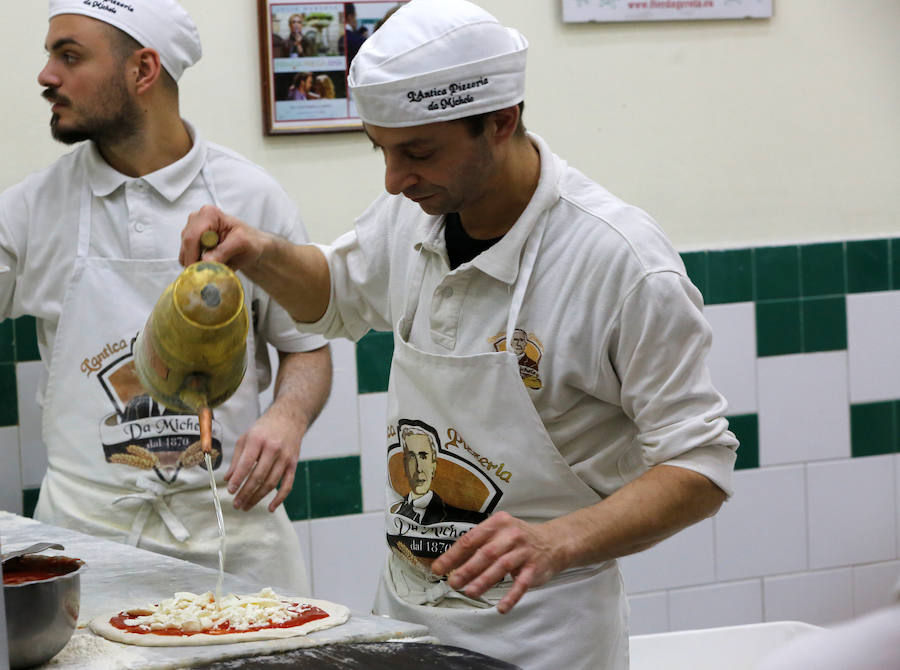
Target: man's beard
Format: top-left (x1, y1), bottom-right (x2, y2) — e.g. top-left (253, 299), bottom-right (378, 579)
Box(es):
top-left (44, 74), bottom-right (142, 146)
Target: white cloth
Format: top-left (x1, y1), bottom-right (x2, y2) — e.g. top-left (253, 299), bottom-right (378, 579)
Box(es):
top-left (48, 0), bottom-right (201, 81)
top-left (0, 124), bottom-right (324, 592)
top-left (756, 603), bottom-right (900, 670)
top-left (348, 0), bottom-right (527, 127)
top-left (371, 184), bottom-right (628, 668)
top-left (309, 132), bottom-right (738, 498)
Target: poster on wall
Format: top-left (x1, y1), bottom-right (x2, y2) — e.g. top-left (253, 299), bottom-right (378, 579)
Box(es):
top-left (562, 0), bottom-right (772, 23)
top-left (258, 1), bottom-right (406, 134)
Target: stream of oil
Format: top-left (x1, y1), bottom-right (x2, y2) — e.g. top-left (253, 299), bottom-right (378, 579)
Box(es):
top-left (205, 451), bottom-right (226, 608)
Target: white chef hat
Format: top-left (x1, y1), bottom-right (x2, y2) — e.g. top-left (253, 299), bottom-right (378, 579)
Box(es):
top-left (48, 0), bottom-right (201, 81)
top-left (348, 0), bottom-right (527, 128)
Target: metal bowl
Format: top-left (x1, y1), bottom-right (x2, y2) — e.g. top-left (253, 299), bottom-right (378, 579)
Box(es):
top-left (3, 555), bottom-right (84, 670)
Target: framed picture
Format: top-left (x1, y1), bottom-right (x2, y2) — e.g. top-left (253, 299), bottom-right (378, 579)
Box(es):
top-left (561, 0), bottom-right (772, 23)
top-left (258, 1), bottom-right (406, 134)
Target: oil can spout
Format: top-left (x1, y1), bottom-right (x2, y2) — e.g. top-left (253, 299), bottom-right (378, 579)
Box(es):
top-left (133, 261), bottom-right (249, 414)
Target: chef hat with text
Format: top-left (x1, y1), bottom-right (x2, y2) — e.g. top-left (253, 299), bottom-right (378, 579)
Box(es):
top-left (348, 0), bottom-right (527, 127)
top-left (48, 0), bottom-right (201, 81)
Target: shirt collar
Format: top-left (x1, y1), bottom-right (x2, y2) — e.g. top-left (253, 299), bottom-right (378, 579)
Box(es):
top-left (416, 132), bottom-right (562, 285)
top-left (83, 121), bottom-right (206, 202)
top-left (411, 490), bottom-right (434, 509)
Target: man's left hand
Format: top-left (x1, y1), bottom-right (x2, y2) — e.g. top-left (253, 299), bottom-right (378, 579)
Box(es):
top-left (430, 511), bottom-right (564, 614)
top-left (225, 407), bottom-right (303, 513)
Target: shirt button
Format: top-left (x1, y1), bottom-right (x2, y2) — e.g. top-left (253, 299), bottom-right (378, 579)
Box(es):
top-left (135, 222), bottom-right (145, 232)
top-left (441, 286), bottom-right (454, 298)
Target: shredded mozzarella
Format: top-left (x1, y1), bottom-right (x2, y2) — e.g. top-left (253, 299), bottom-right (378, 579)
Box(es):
top-left (121, 587), bottom-right (310, 632)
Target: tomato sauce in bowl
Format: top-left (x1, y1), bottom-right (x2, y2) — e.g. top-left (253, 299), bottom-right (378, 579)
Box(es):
top-left (2, 554), bottom-right (84, 585)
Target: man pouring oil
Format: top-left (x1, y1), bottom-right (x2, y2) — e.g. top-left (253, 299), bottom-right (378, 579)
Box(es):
top-left (0, 0), bottom-right (331, 594)
top-left (180, 1), bottom-right (739, 666)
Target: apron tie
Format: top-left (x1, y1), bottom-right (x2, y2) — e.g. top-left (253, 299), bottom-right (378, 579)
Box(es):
top-left (387, 553), bottom-right (492, 609)
top-left (112, 476), bottom-right (191, 545)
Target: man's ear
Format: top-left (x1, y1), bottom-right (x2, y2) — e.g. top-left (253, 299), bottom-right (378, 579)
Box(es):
top-left (132, 47), bottom-right (162, 95)
top-left (488, 105), bottom-right (521, 144)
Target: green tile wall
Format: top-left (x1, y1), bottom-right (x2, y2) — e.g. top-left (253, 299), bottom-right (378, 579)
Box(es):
top-left (0, 320), bottom-right (14, 363)
top-left (850, 401), bottom-right (899, 458)
top-left (23, 488), bottom-right (39, 518)
top-left (8, 239), bottom-right (900, 524)
top-left (800, 242), bottom-right (844, 296)
top-left (706, 249), bottom-right (753, 304)
top-left (356, 330), bottom-right (393, 394)
top-left (308, 456), bottom-right (362, 518)
top-left (846, 239), bottom-right (890, 294)
top-left (14, 315), bottom-right (40, 362)
top-left (0, 363), bottom-right (18, 427)
top-left (727, 414), bottom-right (759, 470)
top-left (679, 239), bottom-right (900, 359)
top-left (271, 456), bottom-right (366, 521)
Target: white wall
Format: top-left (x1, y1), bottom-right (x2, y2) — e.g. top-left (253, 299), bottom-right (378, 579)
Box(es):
top-left (1, 1), bottom-right (897, 250)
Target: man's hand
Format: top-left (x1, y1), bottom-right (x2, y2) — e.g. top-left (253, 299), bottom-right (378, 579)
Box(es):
top-left (225, 403), bottom-right (304, 513)
top-left (430, 511), bottom-right (565, 614)
top-left (180, 205), bottom-right (271, 271)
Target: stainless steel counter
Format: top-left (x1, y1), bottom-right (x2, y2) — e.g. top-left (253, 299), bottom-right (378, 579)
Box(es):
top-left (1, 512), bottom-right (433, 669)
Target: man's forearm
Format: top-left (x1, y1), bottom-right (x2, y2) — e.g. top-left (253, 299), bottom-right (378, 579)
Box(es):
top-left (550, 464), bottom-right (726, 571)
top-left (269, 346), bottom-right (333, 429)
top-left (247, 238), bottom-right (332, 324)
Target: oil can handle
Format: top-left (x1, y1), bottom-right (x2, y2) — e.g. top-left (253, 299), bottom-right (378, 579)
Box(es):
top-left (200, 230), bottom-right (219, 253)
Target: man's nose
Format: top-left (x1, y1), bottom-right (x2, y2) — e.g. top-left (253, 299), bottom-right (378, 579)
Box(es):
top-left (383, 156), bottom-right (417, 196)
top-left (38, 61), bottom-right (60, 89)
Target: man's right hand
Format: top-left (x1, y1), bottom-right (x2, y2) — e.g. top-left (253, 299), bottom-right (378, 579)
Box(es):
top-left (180, 205), bottom-right (272, 271)
top-left (180, 205), bottom-right (332, 324)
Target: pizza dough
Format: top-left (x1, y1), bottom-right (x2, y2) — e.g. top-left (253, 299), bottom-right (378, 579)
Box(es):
top-left (89, 588), bottom-right (350, 647)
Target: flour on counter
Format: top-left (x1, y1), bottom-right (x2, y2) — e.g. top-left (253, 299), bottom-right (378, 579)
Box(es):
top-left (40, 631), bottom-right (145, 670)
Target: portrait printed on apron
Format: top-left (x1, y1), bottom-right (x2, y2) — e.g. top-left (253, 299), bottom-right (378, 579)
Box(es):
top-left (88, 333), bottom-right (224, 483)
top-left (488, 328), bottom-right (544, 390)
top-left (386, 419), bottom-right (513, 569)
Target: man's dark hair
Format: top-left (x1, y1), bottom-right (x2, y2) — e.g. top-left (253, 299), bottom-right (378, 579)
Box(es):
top-left (462, 101), bottom-right (526, 138)
top-left (345, 3), bottom-right (356, 18)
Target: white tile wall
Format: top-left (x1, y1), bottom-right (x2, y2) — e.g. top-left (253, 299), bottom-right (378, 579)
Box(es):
top-left (15, 360), bottom-right (46, 488)
top-left (896, 455), bottom-right (900, 559)
top-left (619, 518), bottom-right (715, 593)
top-left (668, 579), bottom-right (763, 630)
top-left (290, 520), bottom-right (313, 592)
top-left (627, 592), bottom-right (669, 635)
top-left (715, 466), bottom-right (807, 580)
top-left (309, 512), bottom-right (385, 614)
top-left (757, 352), bottom-right (850, 465)
top-left (705, 302), bottom-right (758, 415)
top-left (358, 392), bottom-right (388, 513)
top-left (852, 561), bottom-right (900, 616)
top-left (0, 426), bottom-right (22, 514)
top-left (298, 339), bottom-right (360, 460)
top-left (763, 568), bottom-right (854, 626)
top-left (846, 291), bottom-right (900, 403)
top-left (806, 456), bottom-right (897, 569)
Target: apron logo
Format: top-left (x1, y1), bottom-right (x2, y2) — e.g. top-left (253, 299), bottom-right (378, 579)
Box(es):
top-left (91, 334), bottom-right (223, 483)
top-left (488, 328), bottom-right (544, 390)
top-left (386, 419), bottom-right (504, 564)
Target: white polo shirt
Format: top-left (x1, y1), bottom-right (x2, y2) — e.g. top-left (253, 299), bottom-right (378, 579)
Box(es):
top-left (311, 133), bottom-right (737, 497)
top-left (0, 123), bottom-right (325, 404)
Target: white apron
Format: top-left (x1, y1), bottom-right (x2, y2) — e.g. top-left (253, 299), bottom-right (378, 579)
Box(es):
top-left (373, 206), bottom-right (629, 670)
top-left (34, 159), bottom-right (308, 594)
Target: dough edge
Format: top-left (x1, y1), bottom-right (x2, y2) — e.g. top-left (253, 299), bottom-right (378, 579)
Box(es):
top-left (88, 597), bottom-right (350, 647)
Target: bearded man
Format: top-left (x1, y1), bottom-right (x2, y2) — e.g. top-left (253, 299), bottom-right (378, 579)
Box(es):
top-left (0, 0), bottom-right (332, 594)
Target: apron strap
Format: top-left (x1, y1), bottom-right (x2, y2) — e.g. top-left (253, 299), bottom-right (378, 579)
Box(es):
top-left (504, 213), bottom-right (548, 346)
top-left (112, 476), bottom-right (192, 544)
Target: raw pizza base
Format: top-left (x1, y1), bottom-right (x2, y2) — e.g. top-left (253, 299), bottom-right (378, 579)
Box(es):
top-left (89, 597), bottom-right (350, 647)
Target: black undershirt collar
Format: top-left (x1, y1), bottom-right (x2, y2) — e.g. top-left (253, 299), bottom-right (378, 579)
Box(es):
top-left (444, 212), bottom-right (504, 270)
